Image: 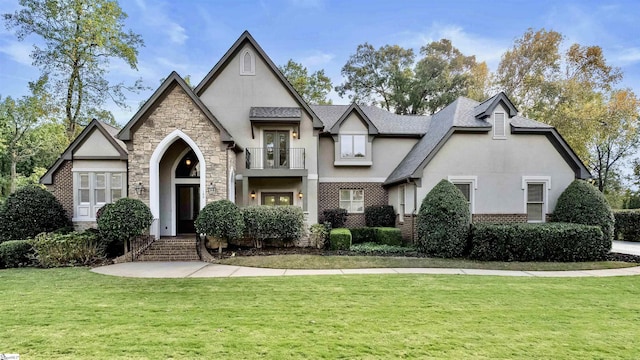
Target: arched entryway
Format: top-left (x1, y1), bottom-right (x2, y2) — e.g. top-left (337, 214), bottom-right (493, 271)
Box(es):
top-left (149, 130), bottom-right (207, 238)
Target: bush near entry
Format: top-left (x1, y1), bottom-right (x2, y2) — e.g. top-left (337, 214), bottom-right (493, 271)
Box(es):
top-left (97, 198), bottom-right (153, 257)
top-left (417, 179), bottom-right (471, 257)
top-left (364, 205), bottom-right (396, 227)
top-left (323, 208), bottom-right (348, 228)
top-left (242, 205), bottom-right (305, 246)
top-left (330, 228), bottom-right (352, 250)
top-left (195, 200), bottom-right (244, 241)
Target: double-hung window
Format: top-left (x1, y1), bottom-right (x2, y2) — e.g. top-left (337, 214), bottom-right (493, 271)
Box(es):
top-left (448, 176), bottom-right (477, 214)
top-left (339, 189), bottom-right (364, 213)
top-left (340, 135), bottom-right (366, 158)
top-left (522, 176), bottom-right (550, 223)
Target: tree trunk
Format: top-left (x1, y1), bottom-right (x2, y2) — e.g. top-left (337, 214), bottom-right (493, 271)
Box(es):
top-left (10, 153), bottom-right (17, 194)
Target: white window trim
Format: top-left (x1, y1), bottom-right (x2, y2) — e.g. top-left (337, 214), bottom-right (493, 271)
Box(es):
top-left (522, 176), bottom-right (551, 223)
top-left (240, 49), bottom-right (255, 76)
top-left (448, 175), bottom-right (477, 214)
top-left (72, 170), bottom-right (127, 221)
top-left (339, 189), bottom-right (365, 214)
top-left (493, 111), bottom-right (507, 139)
top-left (339, 134), bottom-right (367, 159)
top-left (398, 185), bottom-right (406, 223)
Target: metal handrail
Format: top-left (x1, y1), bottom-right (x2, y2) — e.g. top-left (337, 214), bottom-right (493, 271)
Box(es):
top-left (245, 147), bottom-right (305, 169)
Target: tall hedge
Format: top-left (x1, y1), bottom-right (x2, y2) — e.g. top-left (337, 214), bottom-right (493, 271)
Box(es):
top-left (242, 206), bottom-right (305, 244)
top-left (194, 200), bottom-right (244, 241)
top-left (417, 180), bottom-right (471, 257)
top-left (553, 180), bottom-right (614, 245)
top-left (0, 185), bottom-right (71, 242)
top-left (613, 210), bottom-right (640, 242)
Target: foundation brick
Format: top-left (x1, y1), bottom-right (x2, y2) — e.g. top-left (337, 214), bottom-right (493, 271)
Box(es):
top-left (318, 182), bottom-right (387, 228)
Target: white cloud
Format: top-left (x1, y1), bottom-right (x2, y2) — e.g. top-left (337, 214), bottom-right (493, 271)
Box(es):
top-left (0, 40), bottom-right (33, 65)
top-left (288, 0), bottom-right (324, 8)
top-left (134, 0), bottom-right (188, 45)
top-left (300, 51), bottom-right (335, 68)
top-left (611, 47), bottom-right (640, 66)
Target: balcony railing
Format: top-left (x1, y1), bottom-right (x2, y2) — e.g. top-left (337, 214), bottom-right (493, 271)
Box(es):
top-left (245, 147), bottom-right (305, 170)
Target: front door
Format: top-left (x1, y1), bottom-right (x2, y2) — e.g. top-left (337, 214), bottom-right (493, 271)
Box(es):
top-left (264, 130), bottom-right (289, 168)
top-left (261, 192), bottom-right (293, 206)
top-left (176, 184), bottom-right (200, 234)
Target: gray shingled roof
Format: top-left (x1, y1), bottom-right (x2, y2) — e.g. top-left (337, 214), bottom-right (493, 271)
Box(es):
top-left (311, 105), bottom-right (430, 135)
top-left (510, 115), bottom-right (553, 128)
top-left (250, 107), bottom-right (301, 119)
top-left (99, 121), bottom-right (127, 153)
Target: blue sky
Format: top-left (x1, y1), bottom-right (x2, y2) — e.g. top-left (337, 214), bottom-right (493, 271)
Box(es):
top-left (1, 0), bottom-right (639, 126)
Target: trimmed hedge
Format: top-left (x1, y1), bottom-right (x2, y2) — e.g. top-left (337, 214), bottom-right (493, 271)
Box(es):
top-left (375, 227), bottom-right (403, 246)
top-left (31, 231), bottom-right (104, 268)
top-left (364, 205), bottom-right (396, 227)
top-left (195, 200), bottom-right (244, 241)
top-left (350, 227), bottom-right (377, 244)
top-left (330, 228), bottom-right (352, 250)
top-left (469, 223), bottom-right (606, 262)
top-left (0, 240), bottom-right (35, 268)
top-left (242, 206), bottom-right (305, 244)
top-left (553, 180), bottom-right (615, 243)
top-left (613, 210), bottom-right (640, 242)
top-left (417, 179), bottom-right (471, 257)
top-left (323, 208), bottom-right (348, 228)
top-left (0, 185), bottom-right (71, 242)
top-left (97, 198), bottom-right (153, 257)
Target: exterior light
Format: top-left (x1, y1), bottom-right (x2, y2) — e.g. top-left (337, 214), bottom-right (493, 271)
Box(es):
top-left (292, 130), bottom-right (298, 139)
top-left (250, 190), bottom-right (256, 199)
top-left (185, 158), bottom-right (192, 166)
top-left (298, 191), bottom-right (303, 199)
top-left (207, 182), bottom-right (216, 195)
top-left (133, 182), bottom-right (144, 195)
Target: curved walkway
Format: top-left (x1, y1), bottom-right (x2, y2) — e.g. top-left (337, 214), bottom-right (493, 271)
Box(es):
top-left (91, 240), bottom-right (640, 279)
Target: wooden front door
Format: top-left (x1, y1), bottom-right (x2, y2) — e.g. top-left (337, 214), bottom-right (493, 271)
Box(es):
top-left (176, 184), bottom-right (200, 234)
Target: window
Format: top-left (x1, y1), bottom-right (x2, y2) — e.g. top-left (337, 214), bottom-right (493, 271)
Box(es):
top-left (240, 49), bottom-right (255, 75)
top-left (522, 176), bottom-right (550, 223)
top-left (493, 112), bottom-right (506, 139)
top-left (448, 176), bottom-right (477, 214)
top-left (340, 135), bottom-right (366, 158)
top-left (340, 189), bottom-right (364, 213)
top-left (74, 171), bottom-right (127, 220)
top-left (262, 192), bottom-right (293, 206)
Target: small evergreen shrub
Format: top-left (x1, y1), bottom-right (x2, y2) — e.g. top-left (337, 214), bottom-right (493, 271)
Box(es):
top-left (375, 227), bottom-right (403, 246)
top-left (0, 185), bottom-right (71, 242)
top-left (242, 206), bottom-right (305, 245)
top-left (0, 240), bottom-right (35, 268)
top-left (97, 198), bottom-right (153, 257)
top-left (613, 210), bottom-right (640, 242)
top-left (323, 208), bottom-right (348, 228)
top-left (553, 180), bottom-right (615, 243)
top-left (330, 228), bottom-right (352, 250)
top-left (469, 223), bottom-right (605, 262)
top-left (364, 205), bottom-right (396, 227)
top-left (31, 231), bottom-right (104, 268)
top-left (417, 179), bottom-right (471, 257)
top-left (195, 200), bottom-right (244, 242)
top-left (350, 227), bottom-right (377, 244)
top-left (309, 223), bottom-right (329, 249)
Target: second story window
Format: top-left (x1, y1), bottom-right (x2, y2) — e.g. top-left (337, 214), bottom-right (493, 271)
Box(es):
top-left (340, 134), bottom-right (366, 158)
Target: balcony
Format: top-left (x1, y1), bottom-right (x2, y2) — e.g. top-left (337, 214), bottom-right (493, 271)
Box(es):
top-left (245, 147), bottom-right (305, 170)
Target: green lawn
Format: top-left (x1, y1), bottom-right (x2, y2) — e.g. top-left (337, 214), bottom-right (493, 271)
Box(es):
top-left (220, 254), bottom-right (635, 271)
top-left (1, 268), bottom-right (639, 359)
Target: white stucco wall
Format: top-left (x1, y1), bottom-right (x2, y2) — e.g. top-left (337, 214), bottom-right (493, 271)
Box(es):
top-left (73, 129), bottom-right (121, 157)
top-left (72, 160), bottom-right (127, 171)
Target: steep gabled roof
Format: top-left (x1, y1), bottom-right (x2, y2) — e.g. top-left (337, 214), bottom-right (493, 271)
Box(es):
top-left (473, 91), bottom-right (518, 119)
top-left (329, 103), bottom-right (379, 135)
top-left (194, 30), bottom-right (323, 129)
top-left (311, 105), bottom-right (430, 136)
top-left (41, 119), bottom-right (128, 185)
top-left (117, 71), bottom-right (233, 142)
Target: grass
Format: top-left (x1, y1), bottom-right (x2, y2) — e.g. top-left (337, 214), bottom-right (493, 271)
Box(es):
top-left (219, 254), bottom-right (635, 271)
top-left (1, 268), bottom-right (640, 359)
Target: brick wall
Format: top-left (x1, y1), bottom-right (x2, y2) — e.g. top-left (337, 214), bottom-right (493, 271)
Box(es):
top-left (396, 214), bottom-right (417, 244)
top-left (472, 214), bottom-right (528, 223)
top-left (318, 182), bottom-right (387, 228)
top-left (46, 160), bottom-right (74, 222)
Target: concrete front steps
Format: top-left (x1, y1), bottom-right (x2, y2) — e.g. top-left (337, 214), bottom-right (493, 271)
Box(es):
top-left (136, 236), bottom-right (200, 262)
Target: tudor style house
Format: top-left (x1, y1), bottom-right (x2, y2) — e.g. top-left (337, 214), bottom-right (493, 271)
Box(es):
top-left (41, 31), bottom-right (590, 241)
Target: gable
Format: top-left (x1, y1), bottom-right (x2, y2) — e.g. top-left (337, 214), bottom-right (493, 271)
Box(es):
top-left (340, 113), bottom-right (369, 132)
top-left (328, 104), bottom-right (379, 135)
top-left (73, 127), bottom-right (121, 157)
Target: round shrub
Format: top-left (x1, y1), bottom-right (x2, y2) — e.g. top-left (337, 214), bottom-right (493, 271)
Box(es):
top-left (553, 180), bottom-right (614, 251)
top-left (0, 185), bottom-right (71, 242)
top-left (97, 198), bottom-right (153, 257)
top-left (364, 205), bottom-right (396, 227)
top-left (322, 208), bottom-right (347, 228)
top-left (0, 240), bottom-right (35, 268)
top-left (195, 200), bottom-right (244, 241)
top-left (417, 179), bottom-right (471, 257)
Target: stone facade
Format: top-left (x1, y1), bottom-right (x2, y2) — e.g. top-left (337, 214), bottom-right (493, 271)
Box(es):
top-left (126, 84), bottom-right (229, 206)
top-left (46, 160), bottom-right (74, 222)
top-left (318, 182), bottom-right (387, 228)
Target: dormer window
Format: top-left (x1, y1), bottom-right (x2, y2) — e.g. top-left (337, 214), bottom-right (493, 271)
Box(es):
top-left (493, 112), bottom-right (506, 139)
top-left (240, 49), bottom-right (255, 75)
top-left (340, 134), bottom-right (366, 158)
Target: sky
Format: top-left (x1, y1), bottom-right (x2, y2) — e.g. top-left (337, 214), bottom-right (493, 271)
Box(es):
top-left (0, 0), bottom-right (639, 127)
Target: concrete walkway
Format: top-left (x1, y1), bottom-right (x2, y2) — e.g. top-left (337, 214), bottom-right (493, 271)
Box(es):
top-left (90, 241), bottom-right (640, 279)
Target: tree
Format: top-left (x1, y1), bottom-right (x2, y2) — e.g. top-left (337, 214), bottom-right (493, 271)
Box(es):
top-left (4, 0), bottom-right (145, 140)
top-left (0, 76), bottom-right (52, 194)
top-left (279, 60), bottom-right (333, 105)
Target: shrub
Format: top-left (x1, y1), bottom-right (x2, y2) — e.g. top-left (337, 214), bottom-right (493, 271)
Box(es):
top-left (364, 205), bottom-right (396, 227)
top-left (0, 240), bottom-right (35, 268)
top-left (242, 206), bottom-right (305, 246)
top-left (309, 223), bottom-right (329, 249)
top-left (613, 210), bottom-right (640, 242)
top-left (416, 179), bottom-right (471, 257)
top-left (31, 231), bottom-right (104, 268)
top-left (469, 223), bottom-right (605, 262)
top-left (97, 198), bottom-right (153, 257)
top-left (375, 227), bottom-right (403, 246)
top-left (350, 242), bottom-right (416, 255)
top-left (323, 208), bottom-right (348, 228)
top-left (553, 180), bottom-right (615, 244)
top-left (330, 228), bottom-right (352, 250)
top-left (195, 200), bottom-right (244, 247)
top-left (0, 185), bottom-right (71, 242)
top-left (350, 227), bottom-right (377, 244)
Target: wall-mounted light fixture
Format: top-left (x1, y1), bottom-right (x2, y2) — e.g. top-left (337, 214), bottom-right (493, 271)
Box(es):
top-left (298, 191), bottom-right (303, 199)
top-left (292, 129), bottom-right (298, 139)
top-left (133, 182), bottom-right (144, 195)
top-left (207, 182), bottom-right (216, 195)
top-left (250, 190), bottom-right (256, 200)
top-left (185, 158), bottom-right (192, 166)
